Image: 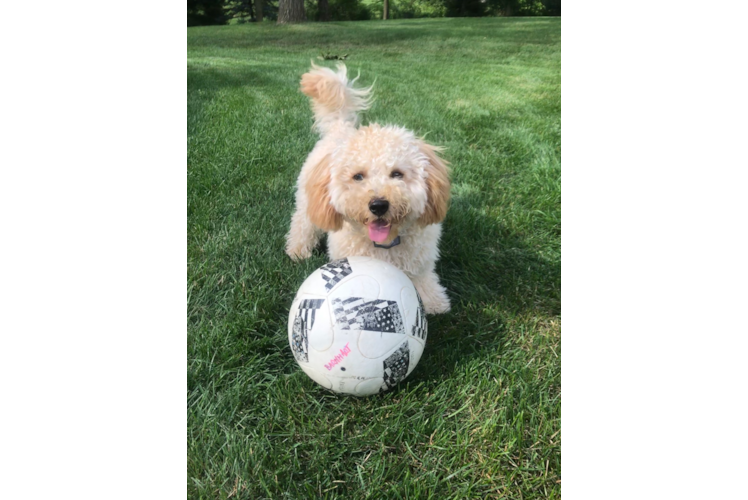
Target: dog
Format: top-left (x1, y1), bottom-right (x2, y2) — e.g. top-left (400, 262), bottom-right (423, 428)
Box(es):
top-left (285, 63), bottom-right (451, 314)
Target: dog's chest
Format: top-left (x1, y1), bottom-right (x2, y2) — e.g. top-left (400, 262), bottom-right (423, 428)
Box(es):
top-left (327, 226), bottom-right (439, 277)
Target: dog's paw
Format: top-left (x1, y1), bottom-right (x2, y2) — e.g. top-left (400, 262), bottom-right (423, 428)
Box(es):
top-left (422, 294), bottom-right (451, 315)
top-left (415, 279), bottom-right (451, 315)
top-left (286, 245), bottom-right (313, 261)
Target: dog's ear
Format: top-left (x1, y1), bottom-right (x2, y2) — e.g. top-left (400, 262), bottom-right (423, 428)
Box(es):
top-left (300, 67), bottom-right (328, 102)
top-left (306, 155), bottom-right (343, 231)
top-left (418, 142), bottom-right (451, 226)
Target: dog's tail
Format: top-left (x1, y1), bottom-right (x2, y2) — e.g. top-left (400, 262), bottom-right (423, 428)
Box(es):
top-left (300, 62), bottom-right (372, 135)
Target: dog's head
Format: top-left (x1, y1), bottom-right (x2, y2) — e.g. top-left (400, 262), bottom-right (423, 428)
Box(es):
top-left (306, 124), bottom-right (450, 244)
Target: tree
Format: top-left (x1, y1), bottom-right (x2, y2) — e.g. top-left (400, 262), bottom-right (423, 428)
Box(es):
top-left (319, 0), bottom-right (330, 21)
top-left (485, 0), bottom-right (549, 16)
top-left (441, 0), bottom-right (485, 16)
top-left (188, 0), bottom-right (227, 26)
top-left (543, 0), bottom-right (560, 15)
top-left (383, 0), bottom-right (389, 19)
top-left (278, 0), bottom-right (306, 22)
top-left (225, 0), bottom-right (265, 22)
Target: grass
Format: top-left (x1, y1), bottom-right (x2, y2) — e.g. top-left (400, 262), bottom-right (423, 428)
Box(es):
top-left (188, 17), bottom-right (560, 499)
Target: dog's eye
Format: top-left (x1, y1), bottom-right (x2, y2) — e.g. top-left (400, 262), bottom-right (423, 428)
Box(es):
top-left (353, 173), bottom-right (364, 181)
top-left (390, 171), bottom-right (404, 179)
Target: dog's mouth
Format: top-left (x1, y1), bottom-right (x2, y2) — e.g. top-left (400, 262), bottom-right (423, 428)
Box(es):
top-left (367, 219), bottom-right (391, 243)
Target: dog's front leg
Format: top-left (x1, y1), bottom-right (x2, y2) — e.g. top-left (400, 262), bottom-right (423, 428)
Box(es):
top-left (411, 269), bottom-right (451, 315)
top-left (285, 198), bottom-right (321, 261)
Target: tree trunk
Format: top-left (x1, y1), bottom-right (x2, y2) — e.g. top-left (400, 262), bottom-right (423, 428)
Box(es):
top-left (256, 0), bottom-right (263, 21)
top-left (383, 0), bottom-right (389, 19)
top-left (318, 0), bottom-right (330, 21)
top-left (277, 0), bottom-right (305, 23)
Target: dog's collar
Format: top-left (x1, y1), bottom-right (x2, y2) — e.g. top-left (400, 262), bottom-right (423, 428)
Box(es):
top-left (373, 236), bottom-right (401, 249)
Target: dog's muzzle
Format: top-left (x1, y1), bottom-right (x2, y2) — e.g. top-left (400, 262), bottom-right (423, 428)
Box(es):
top-left (368, 198), bottom-right (389, 217)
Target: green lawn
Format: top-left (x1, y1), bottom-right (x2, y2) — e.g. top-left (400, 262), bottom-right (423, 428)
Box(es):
top-left (188, 17), bottom-right (560, 499)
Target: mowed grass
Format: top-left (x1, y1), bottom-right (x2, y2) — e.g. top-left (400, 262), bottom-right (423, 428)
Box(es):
top-left (188, 17), bottom-right (560, 499)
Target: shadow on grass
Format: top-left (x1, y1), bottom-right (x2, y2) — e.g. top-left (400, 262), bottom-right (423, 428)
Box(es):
top-left (405, 200), bottom-right (560, 386)
top-left (187, 64), bottom-right (284, 136)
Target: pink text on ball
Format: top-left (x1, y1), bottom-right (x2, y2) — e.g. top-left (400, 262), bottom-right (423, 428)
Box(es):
top-left (324, 343), bottom-right (351, 371)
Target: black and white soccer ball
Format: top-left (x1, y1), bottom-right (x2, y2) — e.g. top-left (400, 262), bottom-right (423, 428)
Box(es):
top-left (288, 256), bottom-right (427, 396)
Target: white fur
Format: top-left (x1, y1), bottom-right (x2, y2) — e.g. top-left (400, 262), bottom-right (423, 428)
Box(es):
top-left (286, 64), bottom-right (451, 314)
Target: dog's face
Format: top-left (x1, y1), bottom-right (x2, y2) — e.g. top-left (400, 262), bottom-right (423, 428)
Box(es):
top-left (306, 125), bottom-right (450, 243)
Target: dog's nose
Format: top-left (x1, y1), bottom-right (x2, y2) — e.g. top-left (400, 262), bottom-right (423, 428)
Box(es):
top-left (369, 199), bottom-right (390, 217)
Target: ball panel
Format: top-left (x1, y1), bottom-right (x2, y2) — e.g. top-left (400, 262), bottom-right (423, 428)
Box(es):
top-left (354, 377), bottom-right (386, 396)
top-left (333, 296), bottom-right (406, 335)
top-left (408, 334), bottom-right (426, 350)
top-left (288, 297), bottom-right (301, 335)
top-left (381, 340), bottom-right (410, 392)
top-left (307, 298), bottom-right (334, 352)
top-left (406, 340), bottom-right (425, 377)
top-left (400, 286), bottom-right (418, 325)
top-left (317, 258), bottom-right (354, 292)
top-left (297, 271), bottom-right (329, 296)
top-left (345, 256), bottom-right (374, 266)
top-left (347, 256), bottom-right (409, 289)
top-left (327, 275), bottom-right (381, 304)
top-left (307, 330), bottom-right (369, 383)
top-left (289, 314), bottom-right (307, 363)
top-left (298, 258), bottom-right (356, 296)
top-left (288, 293), bottom-right (327, 363)
top-left (357, 331), bottom-right (407, 359)
top-left (403, 287), bottom-right (428, 342)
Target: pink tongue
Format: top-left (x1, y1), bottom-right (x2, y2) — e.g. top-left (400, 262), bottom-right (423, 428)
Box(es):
top-left (368, 221), bottom-right (391, 242)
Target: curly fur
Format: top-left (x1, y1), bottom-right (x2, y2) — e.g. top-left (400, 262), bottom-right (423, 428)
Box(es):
top-left (286, 63), bottom-right (451, 314)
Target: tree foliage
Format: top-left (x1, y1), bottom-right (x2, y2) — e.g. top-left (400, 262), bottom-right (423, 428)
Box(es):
top-left (188, 0), bottom-right (227, 26)
top-left (305, 0), bottom-right (371, 21)
top-left (225, 0), bottom-right (254, 21)
top-left (487, 0), bottom-right (549, 16)
top-left (188, 0), bottom-right (558, 26)
top-left (543, 0), bottom-right (560, 15)
top-left (224, 0), bottom-right (277, 22)
top-left (442, 0), bottom-right (485, 17)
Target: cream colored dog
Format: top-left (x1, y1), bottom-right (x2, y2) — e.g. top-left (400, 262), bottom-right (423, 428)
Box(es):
top-left (285, 63), bottom-right (451, 314)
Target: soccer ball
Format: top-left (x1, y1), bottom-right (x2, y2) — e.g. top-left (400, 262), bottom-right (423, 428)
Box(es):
top-left (288, 256), bottom-right (427, 396)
